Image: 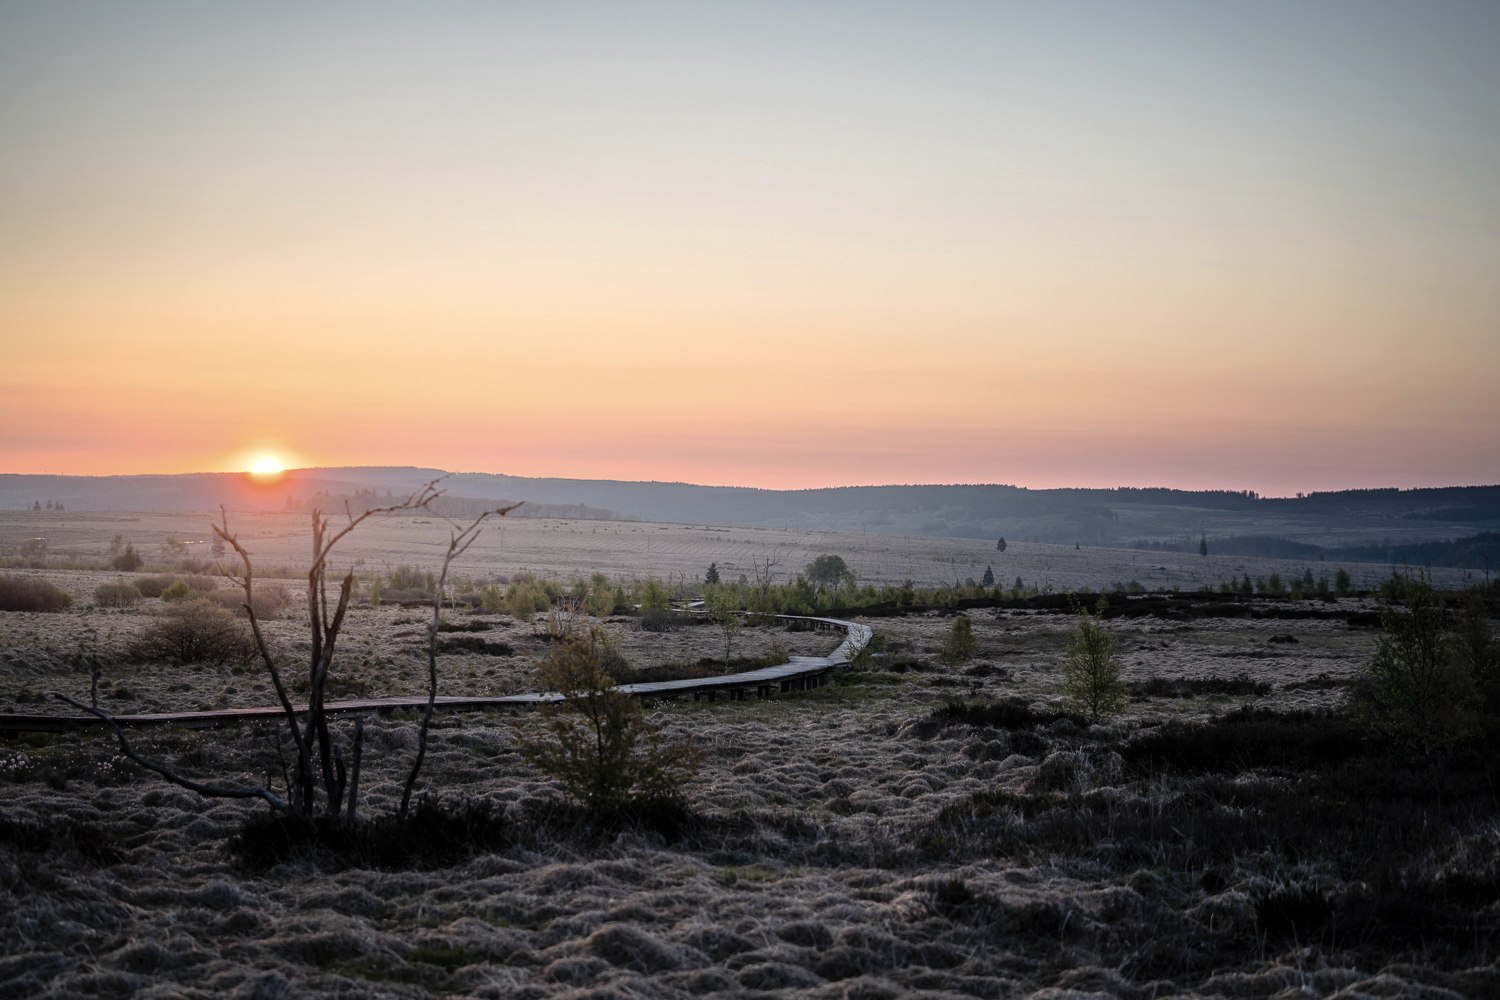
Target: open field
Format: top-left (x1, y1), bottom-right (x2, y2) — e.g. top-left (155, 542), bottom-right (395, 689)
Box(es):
top-left (0, 509), bottom-right (1479, 594)
top-left (2, 520), bottom-right (1497, 997)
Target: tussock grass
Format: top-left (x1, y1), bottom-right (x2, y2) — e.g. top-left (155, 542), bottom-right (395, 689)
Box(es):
top-left (914, 697), bottom-right (1084, 736)
top-left (1122, 705), bottom-right (1365, 773)
top-left (1127, 672), bottom-right (1272, 699)
top-left (5, 599), bottom-right (1498, 997)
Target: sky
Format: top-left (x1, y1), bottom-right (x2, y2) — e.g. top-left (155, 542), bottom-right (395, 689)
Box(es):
top-left (2, 1), bottom-right (1497, 495)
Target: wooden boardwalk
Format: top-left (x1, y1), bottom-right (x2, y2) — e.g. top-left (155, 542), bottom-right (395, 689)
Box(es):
top-left (0, 614), bottom-right (873, 734)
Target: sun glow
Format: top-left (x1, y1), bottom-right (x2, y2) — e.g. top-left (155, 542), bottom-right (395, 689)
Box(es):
top-left (248, 456), bottom-right (284, 476)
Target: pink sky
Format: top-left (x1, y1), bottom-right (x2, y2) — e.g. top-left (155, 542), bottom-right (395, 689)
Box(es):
top-left (3, 4), bottom-right (1497, 495)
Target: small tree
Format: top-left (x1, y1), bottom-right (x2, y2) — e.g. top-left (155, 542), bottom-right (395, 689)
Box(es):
top-left (1452, 591), bottom-right (1497, 713)
top-left (940, 614), bottom-right (977, 666)
top-left (1334, 568), bottom-right (1353, 596)
top-left (1199, 535), bottom-right (1208, 558)
top-left (1063, 601), bottom-right (1125, 724)
top-left (996, 537), bottom-right (1007, 553)
top-left (805, 554), bottom-right (855, 589)
top-left (704, 562), bottom-right (720, 586)
top-left (585, 572), bottom-right (614, 617)
top-left (526, 628), bottom-right (694, 813)
top-left (1359, 573), bottom-right (1479, 751)
top-left (111, 544), bottom-right (143, 572)
top-left (705, 587), bottom-right (741, 670)
top-left (751, 548), bottom-right (782, 589)
top-left (638, 576), bottom-right (670, 613)
top-left (506, 580), bottom-right (539, 622)
top-left (981, 565), bottom-right (995, 587)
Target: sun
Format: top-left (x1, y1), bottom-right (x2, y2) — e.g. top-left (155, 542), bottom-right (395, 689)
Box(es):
top-left (248, 456), bottom-right (284, 477)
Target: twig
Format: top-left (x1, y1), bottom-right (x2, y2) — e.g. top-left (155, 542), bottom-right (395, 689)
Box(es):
top-left (50, 693), bottom-right (294, 815)
top-left (400, 502), bottom-right (520, 819)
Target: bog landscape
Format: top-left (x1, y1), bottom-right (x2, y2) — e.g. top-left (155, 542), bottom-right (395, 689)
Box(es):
top-left (5, 4), bottom-right (1499, 997)
top-left (1, 472), bottom-right (1497, 998)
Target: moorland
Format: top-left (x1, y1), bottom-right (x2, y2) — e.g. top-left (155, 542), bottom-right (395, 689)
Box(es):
top-left (1, 510), bottom-right (1496, 998)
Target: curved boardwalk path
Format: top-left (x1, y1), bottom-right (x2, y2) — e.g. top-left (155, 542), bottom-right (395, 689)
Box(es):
top-left (0, 614), bottom-right (873, 734)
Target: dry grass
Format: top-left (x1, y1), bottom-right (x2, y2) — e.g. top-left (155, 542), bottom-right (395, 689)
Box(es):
top-left (2, 520), bottom-right (1495, 997)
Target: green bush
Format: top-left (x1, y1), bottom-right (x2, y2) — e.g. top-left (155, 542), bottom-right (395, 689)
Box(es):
top-left (585, 573), bottom-right (615, 617)
top-left (110, 544), bottom-right (143, 572)
top-left (0, 575), bottom-right (74, 612)
top-left (160, 581), bottom-right (193, 602)
top-left (524, 628), bottom-right (695, 813)
top-left (939, 614), bottom-right (977, 666)
top-left (506, 580), bottom-right (547, 622)
top-left (93, 580), bottom-right (142, 608)
top-left (479, 584), bottom-right (504, 614)
top-left (130, 600), bottom-right (257, 666)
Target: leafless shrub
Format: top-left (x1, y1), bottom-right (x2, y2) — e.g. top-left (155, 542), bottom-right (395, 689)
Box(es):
top-left (129, 600), bottom-right (257, 666)
top-left (56, 480), bottom-right (517, 827)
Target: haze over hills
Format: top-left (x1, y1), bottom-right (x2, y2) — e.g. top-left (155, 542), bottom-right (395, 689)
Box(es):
top-left (4, 468), bottom-right (1499, 570)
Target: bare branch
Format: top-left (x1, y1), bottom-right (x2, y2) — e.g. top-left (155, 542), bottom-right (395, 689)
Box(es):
top-left (214, 509), bottom-right (309, 776)
top-left (400, 502), bottom-right (520, 818)
top-left (51, 693), bottom-right (294, 815)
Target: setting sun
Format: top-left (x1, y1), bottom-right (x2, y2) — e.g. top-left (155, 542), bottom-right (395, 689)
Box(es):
top-left (248, 456), bottom-right (284, 476)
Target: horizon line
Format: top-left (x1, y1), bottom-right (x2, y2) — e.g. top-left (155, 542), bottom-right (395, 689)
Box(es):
top-left (3, 465), bottom-right (1497, 500)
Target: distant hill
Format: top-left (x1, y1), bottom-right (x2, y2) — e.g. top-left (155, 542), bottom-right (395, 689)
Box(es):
top-left (4, 469), bottom-right (1499, 567)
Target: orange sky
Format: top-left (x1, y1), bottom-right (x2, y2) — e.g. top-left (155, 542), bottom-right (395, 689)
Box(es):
top-left (3, 3), bottom-right (1498, 495)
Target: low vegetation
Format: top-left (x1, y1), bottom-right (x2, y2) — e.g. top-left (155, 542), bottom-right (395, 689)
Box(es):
top-left (4, 524), bottom-right (1497, 997)
top-left (524, 627), bottom-right (696, 818)
top-left (1061, 600), bottom-right (1124, 723)
top-left (92, 579), bottom-right (142, 608)
top-left (0, 575), bottom-right (73, 612)
top-left (128, 600), bottom-right (257, 667)
top-left (939, 613), bottom-right (977, 665)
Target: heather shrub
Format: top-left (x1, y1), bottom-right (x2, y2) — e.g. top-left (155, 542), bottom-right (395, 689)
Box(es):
top-left (229, 797), bottom-right (510, 871)
top-left (387, 565), bottom-right (436, 595)
top-left (129, 600), bottom-right (257, 666)
top-left (0, 575), bottom-right (73, 612)
top-left (206, 581), bottom-right (290, 619)
top-left (133, 576), bottom-right (176, 598)
top-left (93, 580), bottom-right (142, 608)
